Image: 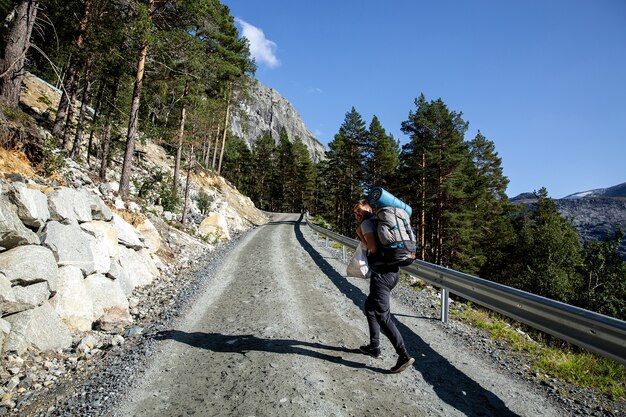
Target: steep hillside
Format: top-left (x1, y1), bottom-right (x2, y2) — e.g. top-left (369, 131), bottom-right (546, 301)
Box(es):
top-left (511, 184), bottom-right (626, 257)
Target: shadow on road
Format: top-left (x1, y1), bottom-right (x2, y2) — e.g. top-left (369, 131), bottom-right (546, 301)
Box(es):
top-left (294, 215), bottom-right (521, 417)
top-left (155, 330), bottom-right (387, 374)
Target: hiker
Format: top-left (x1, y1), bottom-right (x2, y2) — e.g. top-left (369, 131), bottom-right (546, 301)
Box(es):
top-left (353, 199), bottom-right (415, 373)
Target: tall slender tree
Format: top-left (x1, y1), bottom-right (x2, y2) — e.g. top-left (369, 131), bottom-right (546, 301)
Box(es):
top-left (325, 107), bottom-right (368, 235)
top-left (0, 0), bottom-right (39, 106)
top-left (364, 115), bottom-right (399, 190)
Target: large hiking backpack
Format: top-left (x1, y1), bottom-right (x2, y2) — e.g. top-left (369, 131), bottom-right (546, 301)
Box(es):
top-left (375, 207), bottom-right (417, 266)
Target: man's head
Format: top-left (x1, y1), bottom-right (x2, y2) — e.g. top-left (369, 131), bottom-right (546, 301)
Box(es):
top-left (353, 199), bottom-right (374, 223)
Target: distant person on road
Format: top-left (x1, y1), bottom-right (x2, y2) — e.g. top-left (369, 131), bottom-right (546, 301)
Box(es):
top-left (353, 199), bottom-right (415, 373)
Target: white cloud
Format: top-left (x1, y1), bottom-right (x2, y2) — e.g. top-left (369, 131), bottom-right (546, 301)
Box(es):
top-left (308, 87), bottom-right (324, 94)
top-left (235, 18), bottom-right (280, 69)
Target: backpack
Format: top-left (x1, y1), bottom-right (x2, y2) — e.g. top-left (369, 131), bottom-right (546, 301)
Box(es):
top-left (375, 207), bottom-right (417, 266)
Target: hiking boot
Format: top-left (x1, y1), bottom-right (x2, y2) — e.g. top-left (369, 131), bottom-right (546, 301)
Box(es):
top-left (389, 354), bottom-right (415, 373)
top-left (359, 344), bottom-right (381, 358)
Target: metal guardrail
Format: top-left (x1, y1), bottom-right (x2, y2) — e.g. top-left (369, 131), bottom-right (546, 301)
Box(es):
top-left (305, 217), bottom-right (626, 365)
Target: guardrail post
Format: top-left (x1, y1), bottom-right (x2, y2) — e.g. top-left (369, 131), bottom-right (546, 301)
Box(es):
top-left (325, 237), bottom-right (329, 248)
top-left (441, 288), bottom-right (449, 323)
top-left (342, 245), bottom-right (347, 261)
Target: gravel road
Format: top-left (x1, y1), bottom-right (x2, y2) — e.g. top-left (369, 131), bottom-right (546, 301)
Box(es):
top-left (112, 213), bottom-right (568, 417)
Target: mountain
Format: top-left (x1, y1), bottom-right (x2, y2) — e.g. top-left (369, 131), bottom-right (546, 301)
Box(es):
top-left (562, 182), bottom-right (626, 199)
top-left (230, 79), bottom-right (327, 162)
top-left (511, 182), bottom-right (626, 257)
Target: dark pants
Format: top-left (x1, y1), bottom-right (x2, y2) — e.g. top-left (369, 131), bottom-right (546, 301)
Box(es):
top-left (364, 267), bottom-right (407, 356)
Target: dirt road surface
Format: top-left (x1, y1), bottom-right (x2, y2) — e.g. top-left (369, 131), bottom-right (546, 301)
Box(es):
top-left (115, 213), bottom-right (567, 417)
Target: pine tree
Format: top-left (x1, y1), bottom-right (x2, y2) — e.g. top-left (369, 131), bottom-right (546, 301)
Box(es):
top-left (399, 95), bottom-right (471, 266)
top-left (461, 130), bottom-right (510, 274)
top-left (364, 115), bottom-right (399, 190)
top-left (509, 188), bottom-right (584, 303)
top-left (0, 0), bottom-right (39, 106)
top-left (272, 127), bottom-right (294, 211)
top-left (581, 230), bottom-right (626, 320)
top-left (251, 131), bottom-right (275, 210)
top-left (292, 137), bottom-right (316, 212)
top-left (325, 107), bottom-right (368, 235)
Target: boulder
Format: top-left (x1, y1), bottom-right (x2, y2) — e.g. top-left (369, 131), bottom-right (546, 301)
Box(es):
top-left (83, 274), bottom-right (129, 321)
top-left (0, 318), bottom-right (10, 353)
top-left (8, 182), bottom-right (50, 227)
top-left (0, 272), bottom-right (31, 316)
top-left (136, 218), bottom-right (161, 254)
top-left (0, 198), bottom-right (39, 249)
top-left (199, 213), bottom-right (231, 241)
top-left (96, 306), bottom-right (132, 332)
top-left (12, 282), bottom-right (50, 308)
top-left (118, 247), bottom-right (157, 293)
top-left (81, 220), bottom-right (119, 260)
top-left (112, 213), bottom-right (144, 249)
top-left (41, 221), bottom-right (96, 276)
top-left (50, 266), bottom-right (94, 332)
top-left (79, 189), bottom-right (113, 221)
top-left (47, 187), bottom-right (92, 224)
top-left (4, 302), bottom-right (72, 354)
top-left (106, 258), bottom-right (127, 280)
top-left (0, 245), bottom-right (58, 291)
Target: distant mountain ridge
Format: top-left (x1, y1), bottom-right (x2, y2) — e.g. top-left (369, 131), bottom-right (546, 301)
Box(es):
top-left (511, 182), bottom-right (626, 258)
top-left (229, 79), bottom-right (327, 162)
top-left (562, 182), bottom-right (626, 200)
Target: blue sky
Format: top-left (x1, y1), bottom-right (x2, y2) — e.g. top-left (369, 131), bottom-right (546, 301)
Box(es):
top-left (222, 0), bottom-right (626, 199)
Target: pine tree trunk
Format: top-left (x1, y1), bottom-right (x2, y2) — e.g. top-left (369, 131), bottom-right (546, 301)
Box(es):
top-left (181, 146), bottom-right (193, 224)
top-left (99, 80), bottom-right (119, 180)
top-left (70, 61), bottom-right (94, 159)
top-left (211, 123), bottom-right (221, 170)
top-left (173, 79), bottom-right (190, 193)
top-left (119, 0), bottom-right (153, 199)
top-left (62, 75), bottom-right (82, 149)
top-left (420, 151), bottom-right (426, 260)
top-left (52, 63), bottom-right (78, 138)
top-left (52, 0), bottom-right (91, 138)
top-left (119, 40), bottom-right (148, 199)
top-left (87, 80), bottom-right (106, 166)
top-left (217, 84), bottom-right (232, 175)
top-left (0, 0), bottom-right (38, 107)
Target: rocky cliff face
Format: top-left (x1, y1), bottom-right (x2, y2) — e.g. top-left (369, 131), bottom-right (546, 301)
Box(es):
top-left (230, 79), bottom-right (327, 162)
top-left (555, 197), bottom-right (626, 257)
top-left (511, 183), bottom-right (626, 258)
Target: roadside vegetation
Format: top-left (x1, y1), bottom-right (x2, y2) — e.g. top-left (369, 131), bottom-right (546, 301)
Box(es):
top-left (450, 301), bottom-right (626, 399)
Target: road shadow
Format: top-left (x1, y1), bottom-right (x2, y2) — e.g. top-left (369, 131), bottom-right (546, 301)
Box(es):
top-left (154, 330), bottom-right (387, 373)
top-left (294, 215), bottom-right (521, 417)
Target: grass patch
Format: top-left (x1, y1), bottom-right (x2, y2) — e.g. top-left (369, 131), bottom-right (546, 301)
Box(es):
top-left (0, 102), bottom-right (30, 123)
top-left (534, 349), bottom-right (625, 399)
top-left (452, 303), bottom-right (625, 398)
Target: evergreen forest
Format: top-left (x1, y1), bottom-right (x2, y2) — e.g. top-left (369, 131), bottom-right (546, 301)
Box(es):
top-left (1, 0), bottom-right (624, 321)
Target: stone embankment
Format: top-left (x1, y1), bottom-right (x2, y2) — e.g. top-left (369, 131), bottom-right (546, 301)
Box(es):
top-left (0, 167), bottom-right (267, 412)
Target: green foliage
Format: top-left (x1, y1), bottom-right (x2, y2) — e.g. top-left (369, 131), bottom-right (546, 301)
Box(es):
top-left (364, 115), bottom-right (399, 190)
top-left (36, 140), bottom-right (66, 177)
top-left (581, 230), bottom-right (626, 320)
top-left (513, 188), bottom-right (584, 303)
top-left (160, 181), bottom-right (181, 212)
top-left (325, 107), bottom-right (368, 235)
top-left (454, 303), bottom-right (625, 398)
top-left (195, 188), bottom-right (213, 214)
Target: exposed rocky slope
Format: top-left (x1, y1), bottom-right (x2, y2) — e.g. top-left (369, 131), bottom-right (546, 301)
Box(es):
top-left (511, 184), bottom-right (626, 257)
top-left (230, 78), bottom-right (327, 162)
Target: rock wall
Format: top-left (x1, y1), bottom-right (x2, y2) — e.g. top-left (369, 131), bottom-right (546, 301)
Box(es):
top-left (0, 181), bottom-right (161, 354)
top-left (230, 78), bottom-right (327, 162)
